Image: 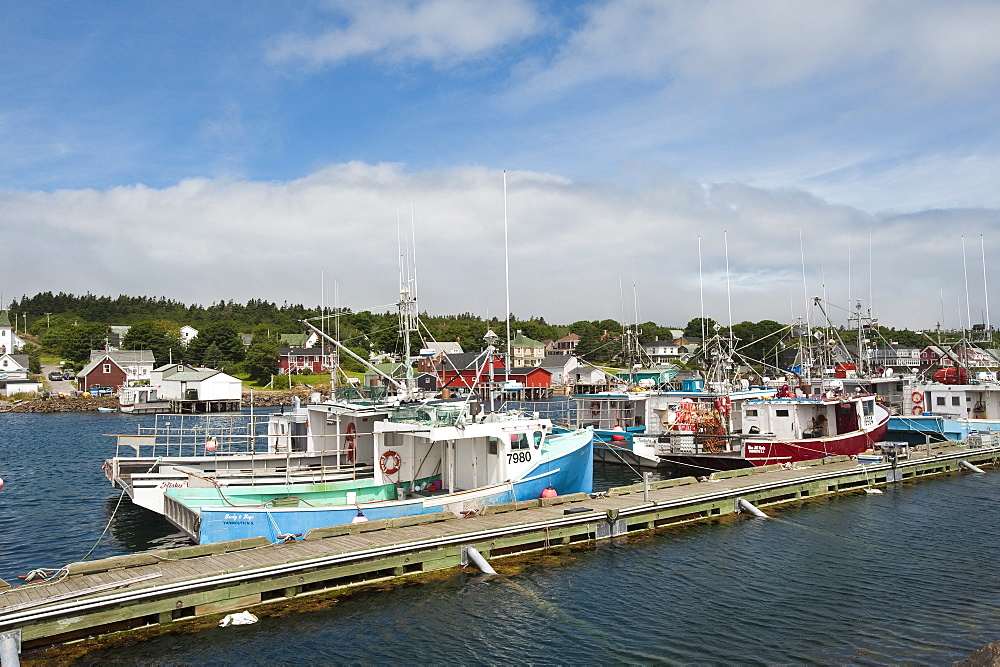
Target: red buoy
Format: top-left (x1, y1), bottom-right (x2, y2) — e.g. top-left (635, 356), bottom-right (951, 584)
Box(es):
top-left (612, 425), bottom-right (626, 441)
top-left (0, 477), bottom-right (4, 491)
top-left (541, 486), bottom-right (557, 498)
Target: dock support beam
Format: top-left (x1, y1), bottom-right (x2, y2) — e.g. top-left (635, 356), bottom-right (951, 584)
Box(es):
top-left (959, 460), bottom-right (986, 474)
top-left (736, 498), bottom-right (768, 518)
top-left (0, 629), bottom-right (21, 667)
top-left (461, 546), bottom-right (497, 575)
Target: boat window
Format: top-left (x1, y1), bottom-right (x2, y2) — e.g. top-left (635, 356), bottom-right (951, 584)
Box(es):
top-left (936, 396), bottom-right (946, 406)
top-left (952, 397), bottom-right (961, 406)
top-left (488, 437), bottom-right (498, 455)
top-left (746, 409), bottom-right (758, 417)
top-left (776, 409), bottom-right (789, 417)
top-left (510, 433), bottom-right (530, 450)
top-left (863, 400), bottom-right (874, 416)
top-left (533, 431), bottom-right (543, 448)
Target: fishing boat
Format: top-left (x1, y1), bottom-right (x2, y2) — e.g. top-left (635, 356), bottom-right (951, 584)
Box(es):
top-left (650, 390), bottom-right (890, 474)
top-left (161, 404), bottom-right (594, 544)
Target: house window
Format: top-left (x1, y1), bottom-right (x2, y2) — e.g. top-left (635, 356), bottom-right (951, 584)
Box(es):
top-left (103, 364), bottom-right (111, 374)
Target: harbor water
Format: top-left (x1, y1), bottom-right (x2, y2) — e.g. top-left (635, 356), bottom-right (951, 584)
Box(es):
top-left (2, 411), bottom-right (999, 663)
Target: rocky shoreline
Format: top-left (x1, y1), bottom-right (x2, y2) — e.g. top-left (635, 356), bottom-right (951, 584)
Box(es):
top-left (0, 390), bottom-right (313, 413)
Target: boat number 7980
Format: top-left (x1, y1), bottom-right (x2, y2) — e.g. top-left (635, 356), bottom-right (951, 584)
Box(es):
top-left (508, 451), bottom-right (532, 464)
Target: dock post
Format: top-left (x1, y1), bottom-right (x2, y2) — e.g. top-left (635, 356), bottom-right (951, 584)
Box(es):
top-left (736, 497), bottom-right (768, 518)
top-left (0, 629), bottom-right (21, 667)
top-left (643, 472), bottom-right (652, 502)
top-left (959, 460), bottom-right (986, 474)
top-left (461, 546), bottom-right (497, 575)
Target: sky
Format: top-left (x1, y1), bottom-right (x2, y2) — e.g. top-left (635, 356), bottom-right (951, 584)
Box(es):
top-left (3, 0), bottom-right (1000, 332)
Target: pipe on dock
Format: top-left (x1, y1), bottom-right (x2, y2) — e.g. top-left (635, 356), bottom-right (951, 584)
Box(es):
top-left (0, 629), bottom-right (21, 667)
top-left (959, 460), bottom-right (986, 474)
top-left (462, 546), bottom-right (497, 575)
top-left (736, 498), bottom-right (768, 518)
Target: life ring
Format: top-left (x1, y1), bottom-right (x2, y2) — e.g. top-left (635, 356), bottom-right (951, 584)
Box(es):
top-left (345, 422), bottom-right (357, 463)
top-left (911, 392), bottom-right (923, 404)
top-left (379, 450), bottom-right (401, 475)
top-left (590, 401), bottom-right (600, 416)
top-left (912, 405), bottom-right (923, 415)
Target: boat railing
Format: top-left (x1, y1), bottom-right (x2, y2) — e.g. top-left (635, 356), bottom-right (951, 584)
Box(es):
top-left (113, 413), bottom-right (277, 459)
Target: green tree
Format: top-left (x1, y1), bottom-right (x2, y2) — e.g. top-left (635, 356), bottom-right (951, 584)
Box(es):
top-left (684, 317), bottom-right (717, 340)
top-left (186, 321), bottom-right (246, 365)
top-left (243, 339), bottom-right (279, 383)
top-left (122, 320), bottom-right (183, 365)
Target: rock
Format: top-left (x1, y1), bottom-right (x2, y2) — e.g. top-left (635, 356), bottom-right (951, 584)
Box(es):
top-left (955, 640), bottom-right (1000, 666)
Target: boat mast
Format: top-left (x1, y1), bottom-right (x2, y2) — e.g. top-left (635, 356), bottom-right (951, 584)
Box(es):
top-left (503, 171), bottom-right (511, 385)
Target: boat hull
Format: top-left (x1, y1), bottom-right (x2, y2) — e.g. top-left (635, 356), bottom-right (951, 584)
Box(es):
top-left (180, 430), bottom-right (594, 544)
top-left (660, 410), bottom-right (890, 475)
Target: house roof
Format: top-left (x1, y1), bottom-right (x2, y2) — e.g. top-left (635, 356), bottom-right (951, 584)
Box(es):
top-left (280, 347), bottom-right (328, 355)
top-left (280, 333), bottom-right (308, 347)
top-left (435, 352), bottom-right (489, 372)
top-left (89, 350), bottom-right (156, 364)
top-left (539, 355), bottom-right (574, 368)
top-left (80, 356), bottom-right (123, 377)
top-left (364, 362), bottom-right (409, 377)
top-left (423, 342), bottom-right (463, 355)
top-left (503, 367), bottom-right (552, 378)
top-left (0, 311), bottom-right (10, 327)
top-left (556, 333), bottom-right (580, 343)
top-left (511, 331), bottom-right (544, 347)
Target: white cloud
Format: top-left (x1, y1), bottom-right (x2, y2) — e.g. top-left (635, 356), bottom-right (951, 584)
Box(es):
top-left (515, 0), bottom-right (1000, 97)
top-left (266, 0), bottom-right (542, 68)
top-left (3, 162), bottom-right (998, 330)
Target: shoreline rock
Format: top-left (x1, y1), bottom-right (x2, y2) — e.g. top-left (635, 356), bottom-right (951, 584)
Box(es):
top-left (0, 390), bottom-right (316, 413)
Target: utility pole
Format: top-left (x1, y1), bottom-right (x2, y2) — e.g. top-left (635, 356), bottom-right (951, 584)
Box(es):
top-left (44, 312), bottom-right (51, 327)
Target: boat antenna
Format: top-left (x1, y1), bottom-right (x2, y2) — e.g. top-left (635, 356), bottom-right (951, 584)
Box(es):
top-left (963, 235), bottom-right (972, 336)
top-left (725, 230), bottom-right (734, 350)
top-left (799, 227), bottom-right (813, 381)
top-left (982, 235), bottom-right (991, 331)
top-left (698, 235), bottom-right (706, 347)
top-left (503, 170), bottom-right (511, 385)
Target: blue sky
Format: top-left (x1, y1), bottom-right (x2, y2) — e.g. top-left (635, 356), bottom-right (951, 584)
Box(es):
top-left (3, 0), bottom-right (1000, 330)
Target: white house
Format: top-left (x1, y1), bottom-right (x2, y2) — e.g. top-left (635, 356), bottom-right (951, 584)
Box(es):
top-left (151, 364), bottom-right (242, 401)
top-left (180, 325), bottom-right (199, 346)
top-left (0, 311), bottom-right (25, 355)
top-left (0, 352), bottom-right (39, 396)
top-left (539, 354), bottom-right (584, 387)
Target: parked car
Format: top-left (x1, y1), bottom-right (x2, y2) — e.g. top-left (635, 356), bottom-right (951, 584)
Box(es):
top-left (63, 370), bottom-right (75, 380)
top-left (48, 371), bottom-right (64, 381)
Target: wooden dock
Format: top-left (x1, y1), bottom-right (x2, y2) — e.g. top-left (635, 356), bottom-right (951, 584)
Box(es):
top-left (1, 439), bottom-right (998, 656)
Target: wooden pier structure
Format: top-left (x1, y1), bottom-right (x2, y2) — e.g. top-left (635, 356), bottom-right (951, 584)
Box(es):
top-left (1, 439), bottom-right (998, 657)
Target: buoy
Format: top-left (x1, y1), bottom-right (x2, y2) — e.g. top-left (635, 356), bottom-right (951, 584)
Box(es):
top-left (205, 438), bottom-right (218, 452)
top-left (612, 425), bottom-right (625, 441)
top-left (541, 485), bottom-right (558, 498)
top-left (0, 477), bottom-right (4, 491)
top-left (351, 509), bottom-right (369, 524)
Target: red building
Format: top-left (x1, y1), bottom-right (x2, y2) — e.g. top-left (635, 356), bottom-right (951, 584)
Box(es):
top-left (435, 353), bottom-right (551, 390)
top-left (78, 356), bottom-right (127, 391)
top-left (278, 347), bottom-right (335, 374)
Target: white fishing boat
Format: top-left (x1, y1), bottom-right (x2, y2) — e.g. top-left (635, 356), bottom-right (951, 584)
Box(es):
top-left (162, 405), bottom-right (594, 544)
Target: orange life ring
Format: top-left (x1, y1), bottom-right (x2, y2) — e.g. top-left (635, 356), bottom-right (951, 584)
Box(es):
top-left (912, 405), bottom-right (923, 415)
top-left (379, 450), bottom-right (401, 475)
top-left (590, 401), bottom-right (600, 416)
top-left (345, 422), bottom-right (357, 463)
top-left (911, 392), bottom-right (923, 404)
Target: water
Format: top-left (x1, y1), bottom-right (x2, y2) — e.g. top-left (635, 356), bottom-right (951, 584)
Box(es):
top-left (2, 412), bottom-right (999, 664)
